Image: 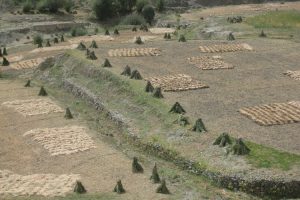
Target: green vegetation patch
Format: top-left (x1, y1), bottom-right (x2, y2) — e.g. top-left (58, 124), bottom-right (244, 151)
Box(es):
top-left (246, 10), bottom-right (300, 28)
top-left (246, 141), bottom-right (300, 170)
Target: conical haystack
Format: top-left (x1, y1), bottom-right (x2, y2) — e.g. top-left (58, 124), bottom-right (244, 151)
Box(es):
top-left (130, 70), bottom-right (143, 80)
top-left (113, 180), bottom-right (125, 194)
top-left (54, 37), bottom-right (59, 43)
top-left (167, 34), bottom-right (171, 39)
top-left (114, 29), bottom-right (119, 35)
top-left (150, 163), bottom-right (161, 183)
top-left (153, 87), bottom-right (163, 98)
top-left (164, 33), bottom-right (168, 39)
top-left (86, 49), bottom-right (90, 56)
top-left (140, 24), bottom-right (148, 32)
top-left (90, 40), bottom-right (98, 48)
top-left (213, 132), bottom-right (232, 147)
top-left (38, 86), bottom-right (48, 96)
top-left (192, 118), bottom-right (207, 132)
top-left (74, 181), bottom-right (86, 194)
top-left (145, 81), bottom-right (154, 93)
top-left (169, 102), bottom-right (185, 114)
top-left (121, 65), bottom-right (131, 76)
top-left (0, 49), bottom-right (2, 57)
top-left (64, 107), bottom-right (73, 119)
top-left (61, 35), bottom-right (65, 42)
top-left (135, 36), bottom-right (143, 44)
top-left (37, 42), bottom-right (43, 48)
top-left (176, 114), bottom-right (190, 126)
top-left (102, 58), bottom-right (112, 68)
top-left (105, 29), bottom-right (110, 35)
top-left (87, 51), bottom-right (97, 60)
top-left (232, 138), bottom-right (250, 155)
top-left (46, 40), bottom-right (51, 47)
top-left (156, 179), bottom-right (170, 194)
top-left (178, 35), bottom-right (186, 42)
top-left (132, 157), bottom-right (144, 173)
top-left (24, 80), bottom-right (31, 87)
top-left (77, 42), bottom-right (86, 50)
top-left (3, 47), bottom-right (8, 56)
top-left (2, 57), bottom-right (9, 66)
top-left (259, 30), bottom-right (267, 37)
top-left (132, 27), bottom-right (137, 32)
top-left (227, 32), bottom-right (235, 41)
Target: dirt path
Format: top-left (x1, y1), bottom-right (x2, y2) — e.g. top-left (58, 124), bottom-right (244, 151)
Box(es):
top-left (0, 80), bottom-right (171, 199)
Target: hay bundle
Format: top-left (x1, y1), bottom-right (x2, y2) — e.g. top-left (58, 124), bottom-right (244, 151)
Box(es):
top-left (145, 81), bottom-right (154, 93)
top-left (0, 49), bottom-right (2, 57)
top-left (169, 102), bottom-right (185, 114)
top-left (64, 108), bottom-right (73, 119)
top-left (87, 51), bottom-right (98, 60)
top-left (61, 35), bottom-right (65, 42)
top-left (192, 118), bottom-right (207, 133)
top-left (90, 40), bottom-right (98, 48)
top-left (156, 179), bottom-right (170, 194)
top-left (232, 138), bottom-right (250, 155)
top-left (2, 57), bottom-right (9, 66)
top-left (150, 163), bottom-right (160, 183)
top-left (213, 133), bottom-right (232, 147)
top-left (130, 70), bottom-right (143, 80)
top-left (132, 157), bottom-right (143, 173)
top-left (227, 32), bottom-right (235, 41)
top-left (24, 80), bottom-right (31, 87)
top-left (178, 35), bottom-right (186, 42)
top-left (176, 114), bottom-right (189, 126)
top-left (132, 27), bottom-right (137, 32)
top-left (3, 47), bottom-right (8, 55)
top-left (113, 180), bottom-right (125, 194)
top-left (102, 58), bottom-right (112, 68)
top-left (38, 86), bottom-right (48, 96)
top-left (121, 65), bottom-right (131, 76)
top-left (74, 181), bottom-right (86, 194)
top-left (114, 29), bottom-right (119, 35)
top-left (259, 30), bottom-right (267, 37)
top-left (77, 42), bottom-right (86, 50)
top-left (54, 37), bottom-right (59, 44)
top-left (105, 30), bottom-right (110, 35)
top-left (46, 40), bottom-right (51, 47)
top-left (153, 87), bottom-right (163, 98)
top-left (135, 36), bottom-right (143, 44)
top-left (37, 42), bottom-right (43, 48)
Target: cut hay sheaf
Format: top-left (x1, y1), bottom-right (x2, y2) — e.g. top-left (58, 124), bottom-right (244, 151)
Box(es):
top-left (10, 58), bottom-right (46, 70)
top-left (0, 170), bottom-right (80, 197)
top-left (239, 101), bottom-right (300, 126)
top-left (199, 43), bottom-right (253, 53)
top-left (188, 56), bottom-right (234, 70)
top-left (1, 99), bottom-right (64, 116)
top-left (284, 70), bottom-right (300, 80)
top-left (145, 74), bottom-right (209, 92)
top-left (108, 48), bottom-right (161, 57)
top-left (23, 126), bottom-right (96, 156)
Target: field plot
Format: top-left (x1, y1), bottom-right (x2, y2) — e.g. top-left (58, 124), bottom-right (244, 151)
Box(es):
top-left (1, 99), bottom-right (64, 116)
top-left (30, 44), bottom-right (77, 53)
top-left (108, 48), bottom-right (161, 57)
top-left (284, 70), bottom-right (300, 80)
top-left (239, 101), bottom-right (300, 126)
top-left (149, 28), bottom-right (175, 34)
top-left (68, 35), bottom-right (114, 44)
top-left (188, 56), bottom-right (234, 70)
top-left (10, 58), bottom-right (46, 70)
top-left (0, 170), bottom-right (79, 197)
top-left (23, 126), bottom-right (96, 156)
top-left (145, 74), bottom-right (209, 92)
top-left (199, 43), bottom-right (253, 53)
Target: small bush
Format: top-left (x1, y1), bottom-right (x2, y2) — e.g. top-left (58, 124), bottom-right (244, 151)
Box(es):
top-left (121, 13), bottom-right (146, 25)
top-left (142, 5), bottom-right (155, 24)
top-left (33, 34), bottom-right (43, 45)
top-left (71, 27), bottom-right (87, 37)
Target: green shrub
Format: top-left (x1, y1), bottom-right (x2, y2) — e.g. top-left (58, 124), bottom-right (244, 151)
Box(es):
top-left (121, 13), bottom-right (146, 25)
top-left (71, 27), bottom-right (87, 37)
top-left (64, 0), bottom-right (74, 13)
top-left (37, 0), bottom-right (64, 13)
top-left (136, 0), bottom-right (147, 13)
top-left (33, 34), bottom-right (43, 45)
top-left (156, 0), bottom-right (165, 12)
top-left (23, 0), bottom-right (32, 13)
top-left (142, 5), bottom-right (155, 24)
top-left (93, 0), bottom-right (115, 21)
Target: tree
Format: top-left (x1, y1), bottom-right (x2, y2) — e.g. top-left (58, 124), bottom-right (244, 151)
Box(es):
top-left (136, 0), bottom-right (147, 13)
top-left (64, 0), bottom-right (74, 13)
top-left (93, 0), bottom-right (115, 21)
top-left (156, 0), bottom-right (165, 12)
top-left (117, 0), bottom-right (137, 14)
top-left (142, 5), bottom-right (155, 24)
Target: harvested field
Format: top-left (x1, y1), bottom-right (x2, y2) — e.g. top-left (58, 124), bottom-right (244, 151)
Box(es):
top-left (145, 74), bottom-right (209, 92)
top-left (199, 43), bottom-right (253, 53)
top-left (188, 56), bottom-right (234, 70)
top-left (239, 101), bottom-right (300, 126)
top-left (149, 28), bottom-right (175, 34)
top-left (68, 35), bottom-right (114, 44)
top-left (10, 58), bottom-right (46, 70)
top-left (30, 44), bottom-right (77, 53)
top-left (1, 99), bottom-right (64, 116)
top-left (0, 170), bottom-right (80, 197)
top-left (284, 70), bottom-right (300, 80)
top-left (108, 48), bottom-right (161, 57)
top-left (23, 126), bottom-right (96, 156)
top-left (6, 55), bottom-right (24, 63)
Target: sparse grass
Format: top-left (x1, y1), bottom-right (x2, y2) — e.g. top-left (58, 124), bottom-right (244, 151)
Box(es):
top-left (246, 10), bottom-right (300, 28)
top-left (246, 141), bottom-right (300, 170)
